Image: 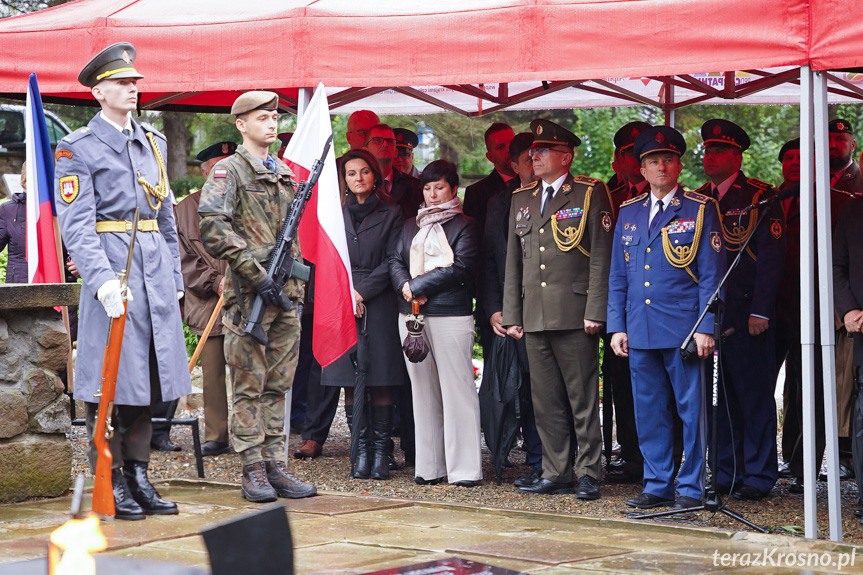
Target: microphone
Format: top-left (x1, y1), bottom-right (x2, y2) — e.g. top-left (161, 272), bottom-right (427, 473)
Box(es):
top-left (740, 187), bottom-right (797, 213)
top-left (680, 327), bottom-right (736, 360)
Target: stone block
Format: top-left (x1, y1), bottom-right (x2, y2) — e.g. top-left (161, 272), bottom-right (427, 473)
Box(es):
top-left (30, 395), bottom-right (70, 434)
top-left (0, 317), bottom-right (8, 354)
top-left (0, 284), bottom-right (80, 310)
top-left (0, 392), bottom-right (28, 438)
top-left (35, 319), bottom-right (70, 372)
top-left (26, 368), bottom-right (57, 414)
top-left (0, 435), bottom-right (71, 502)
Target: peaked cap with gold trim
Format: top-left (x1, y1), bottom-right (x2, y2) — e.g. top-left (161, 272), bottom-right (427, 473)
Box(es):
top-left (529, 119), bottom-right (581, 149)
top-left (78, 42), bottom-right (143, 88)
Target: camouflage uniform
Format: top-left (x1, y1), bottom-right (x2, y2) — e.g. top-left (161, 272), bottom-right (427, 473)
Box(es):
top-left (198, 145), bottom-right (304, 464)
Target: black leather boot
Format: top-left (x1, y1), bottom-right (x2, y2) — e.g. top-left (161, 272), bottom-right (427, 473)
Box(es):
top-left (371, 405), bottom-right (394, 480)
top-left (264, 460), bottom-right (318, 498)
top-left (242, 461), bottom-right (278, 503)
top-left (123, 461), bottom-right (178, 515)
top-left (112, 468), bottom-right (145, 520)
top-left (348, 404), bottom-right (372, 479)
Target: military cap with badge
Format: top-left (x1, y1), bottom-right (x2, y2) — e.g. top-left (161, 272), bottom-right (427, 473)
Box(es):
top-left (613, 121), bottom-right (653, 153)
top-left (231, 91), bottom-right (280, 116)
top-left (393, 128), bottom-right (418, 156)
top-left (78, 42), bottom-right (144, 87)
top-left (529, 118), bottom-right (581, 149)
top-left (632, 125), bottom-right (687, 160)
top-left (829, 118), bottom-right (854, 134)
top-left (701, 118), bottom-right (751, 151)
top-left (196, 141), bottom-right (238, 163)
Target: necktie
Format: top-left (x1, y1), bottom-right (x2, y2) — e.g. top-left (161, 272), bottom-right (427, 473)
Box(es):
top-left (630, 185), bottom-right (639, 200)
top-left (541, 185), bottom-right (554, 216)
top-left (711, 185), bottom-right (719, 200)
top-left (649, 199), bottom-right (664, 236)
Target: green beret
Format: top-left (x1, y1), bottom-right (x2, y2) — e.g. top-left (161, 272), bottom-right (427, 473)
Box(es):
top-left (231, 91), bottom-right (279, 116)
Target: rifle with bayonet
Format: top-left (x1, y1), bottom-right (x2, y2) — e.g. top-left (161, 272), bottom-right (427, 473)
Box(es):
top-left (92, 208), bottom-right (139, 519)
top-left (244, 135), bottom-right (333, 345)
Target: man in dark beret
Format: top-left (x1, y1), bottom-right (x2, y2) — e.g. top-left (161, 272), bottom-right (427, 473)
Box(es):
top-left (693, 119), bottom-right (785, 501)
top-left (503, 119), bottom-right (613, 500)
top-left (55, 42), bottom-right (190, 520)
top-left (172, 141), bottom-right (237, 458)
top-left (608, 126), bottom-right (725, 510)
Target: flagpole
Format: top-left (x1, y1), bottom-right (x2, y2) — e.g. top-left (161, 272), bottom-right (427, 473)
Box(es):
top-left (53, 215), bottom-right (75, 392)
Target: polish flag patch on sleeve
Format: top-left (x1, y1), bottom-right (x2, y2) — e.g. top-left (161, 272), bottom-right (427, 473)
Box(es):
top-left (213, 169), bottom-right (227, 179)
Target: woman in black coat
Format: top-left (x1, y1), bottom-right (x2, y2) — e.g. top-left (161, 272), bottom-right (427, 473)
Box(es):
top-left (321, 149), bottom-right (408, 480)
top-left (389, 159), bottom-right (482, 486)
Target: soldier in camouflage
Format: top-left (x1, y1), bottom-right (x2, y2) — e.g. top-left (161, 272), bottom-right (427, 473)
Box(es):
top-left (199, 91), bottom-right (317, 502)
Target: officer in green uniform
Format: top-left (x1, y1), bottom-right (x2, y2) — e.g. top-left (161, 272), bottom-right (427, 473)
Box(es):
top-left (502, 119), bottom-right (614, 499)
top-left (199, 91), bottom-right (317, 502)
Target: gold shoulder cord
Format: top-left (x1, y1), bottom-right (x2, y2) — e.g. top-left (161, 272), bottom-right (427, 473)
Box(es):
top-left (137, 132), bottom-right (170, 211)
top-left (661, 203), bottom-right (705, 283)
top-left (721, 189), bottom-right (762, 261)
top-left (551, 185), bottom-right (592, 257)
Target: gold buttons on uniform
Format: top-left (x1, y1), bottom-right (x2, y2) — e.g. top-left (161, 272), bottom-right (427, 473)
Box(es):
top-left (645, 299), bottom-right (651, 305)
top-left (540, 246), bottom-right (545, 252)
top-left (645, 265), bottom-right (650, 270)
top-left (541, 282), bottom-right (547, 288)
top-left (540, 264), bottom-right (546, 270)
top-left (539, 228), bottom-right (545, 234)
top-left (644, 282), bottom-right (650, 287)
top-left (646, 247), bottom-right (651, 253)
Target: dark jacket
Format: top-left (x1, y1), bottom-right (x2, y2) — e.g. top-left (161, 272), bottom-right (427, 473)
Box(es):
top-left (385, 169), bottom-right (423, 220)
top-left (464, 169), bottom-right (508, 236)
top-left (0, 192), bottom-right (27, 283)
top-left (480, 178), bottom-right (520, 321)
top-left (833, 198), bottom-right (863, 365)
top-left (389, 213), bottom-right (478, 316)
top-left (322, 198), bottom-right (409, 387)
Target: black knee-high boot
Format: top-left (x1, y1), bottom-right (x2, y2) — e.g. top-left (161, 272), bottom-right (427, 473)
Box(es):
top-left (347, 404), bottom-right (371, 479)
top-left (371, 405), bottom-right (394, 480)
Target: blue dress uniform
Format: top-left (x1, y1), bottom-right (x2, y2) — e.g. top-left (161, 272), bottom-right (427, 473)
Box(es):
top-left (607, 127), bottom-right (726, 502)
top-left (694, 169), bottom-right (786, 496)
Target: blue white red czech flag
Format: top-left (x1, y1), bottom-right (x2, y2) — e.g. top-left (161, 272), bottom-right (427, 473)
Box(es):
top-left (25, 72), bottom-right (62, 285)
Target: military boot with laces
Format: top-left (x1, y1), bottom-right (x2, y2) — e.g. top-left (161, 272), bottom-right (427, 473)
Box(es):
top-left (264, 460), bottom-right (318, 499)
top-left (242, 461), bottom-right (278, 503)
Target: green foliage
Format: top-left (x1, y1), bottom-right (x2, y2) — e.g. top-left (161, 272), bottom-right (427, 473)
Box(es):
top-left (183, 321), bottom-right (198, 361)
top-left (171, 175), bottom-right (206, 201)
top-left (0, 241), bottom-right (6, 283)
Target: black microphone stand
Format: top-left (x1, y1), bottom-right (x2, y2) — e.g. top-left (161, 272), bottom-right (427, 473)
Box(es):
top-left (627, 202), bottom-right (774, 533)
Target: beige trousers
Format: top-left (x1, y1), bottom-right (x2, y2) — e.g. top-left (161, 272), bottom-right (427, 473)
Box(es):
top-left (399, 314), bottom-right (482, 483)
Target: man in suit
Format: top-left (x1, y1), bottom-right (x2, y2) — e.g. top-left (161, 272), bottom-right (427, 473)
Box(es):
top-left (603, 121), bottom-right (653, 484)
top-left (482, 132), bottom-right (544, 487)
top-left (364, 123), bottom-right (423, 219)
top-left (502, 119), bottom-right (613, 500)
top-left (694, 119), bottom-right (785, 500)
top-left (608, 126), bottom-right (725, 510)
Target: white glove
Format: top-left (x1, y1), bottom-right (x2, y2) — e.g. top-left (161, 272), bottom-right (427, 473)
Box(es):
top-left (96, 279), bottom-right (134, 319)
top-left (177, 290), bottom-right (184, 300)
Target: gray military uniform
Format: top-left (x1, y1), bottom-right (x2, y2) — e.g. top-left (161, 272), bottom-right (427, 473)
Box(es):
top-left (55, 113), bottom-right (191, 406)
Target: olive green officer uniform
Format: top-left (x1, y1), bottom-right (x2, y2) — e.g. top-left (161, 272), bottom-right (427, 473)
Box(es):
top-left (502, 122), bottom-right (614, 486)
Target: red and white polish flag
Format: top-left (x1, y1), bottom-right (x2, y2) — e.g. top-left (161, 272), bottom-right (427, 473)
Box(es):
top-left (283, 84), bottom-right (356, 368)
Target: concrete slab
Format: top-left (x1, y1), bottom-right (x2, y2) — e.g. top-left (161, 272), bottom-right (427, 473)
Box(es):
top-left (293, 542), bottom-right (426, 574)
top-left (285, 493), bottom-right (413, 516)
top-left (449, 538), bottom-right (632, 567)
top-left (347, 522), bottom-right (518, 553)
top-left (564, 550), bottom-right (734, 574)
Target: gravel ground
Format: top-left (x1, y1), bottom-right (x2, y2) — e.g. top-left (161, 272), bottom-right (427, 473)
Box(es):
top-left (69, 399), bottom-right (863, 543)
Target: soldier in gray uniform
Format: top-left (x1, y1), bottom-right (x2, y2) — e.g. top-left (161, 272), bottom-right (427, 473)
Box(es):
top-left (54, 43), bottom-right (190, 520)
top-left (199, 91), bottom-right (317, 503)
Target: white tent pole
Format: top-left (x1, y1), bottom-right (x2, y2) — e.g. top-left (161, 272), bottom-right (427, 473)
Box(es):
top-left (799, 65), bottom-right (817, 539)
top-left (664, 82), bottom-right (675, 127)
top-left (813, 70), bottom-right (842, 542)
top-left (297, 87), bottom-right (312, 119)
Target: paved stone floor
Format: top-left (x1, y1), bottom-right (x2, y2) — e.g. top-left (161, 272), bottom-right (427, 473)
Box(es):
top-left (1, 480), bottom-right (862, 574)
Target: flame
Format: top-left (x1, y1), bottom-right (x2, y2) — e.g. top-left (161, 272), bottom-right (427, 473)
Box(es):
top-left (48, 514), bottom-right (107, 575)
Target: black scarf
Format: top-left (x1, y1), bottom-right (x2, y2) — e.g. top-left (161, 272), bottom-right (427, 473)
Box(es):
top-left (346, 192), bottom-right (379, 227)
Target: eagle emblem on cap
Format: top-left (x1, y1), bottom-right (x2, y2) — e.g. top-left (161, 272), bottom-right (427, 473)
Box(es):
top-left (122, 50), bottom-right (132, 64)
top-left (713, 125), bottom-right (722, 135)
top-left (655, 132), bottom-right (665, 143)
top-left (536, 125), bottom-right (543, 135)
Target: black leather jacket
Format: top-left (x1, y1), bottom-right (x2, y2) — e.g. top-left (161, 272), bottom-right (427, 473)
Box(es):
top-left (389, 214), bottom-right (478, 316)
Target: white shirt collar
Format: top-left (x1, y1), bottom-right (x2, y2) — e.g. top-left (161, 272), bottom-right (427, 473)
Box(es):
top-left (650, 186), bottom-right (679, 209)
top-left (100, 111), bottom-right (132, 134)
top-left (713, 171), bottom-right (739, 200)
top-left (541, 173), bottom-right (569, 196)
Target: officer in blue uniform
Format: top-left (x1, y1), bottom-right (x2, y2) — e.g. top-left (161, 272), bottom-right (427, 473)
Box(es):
top-left (608, 126), bottom-right (726, 510)
top-left (694, 119), bottom-right (786, 500)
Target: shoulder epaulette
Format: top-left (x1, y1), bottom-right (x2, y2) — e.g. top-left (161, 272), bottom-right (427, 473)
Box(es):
top-left (141, 122), bottom-right (166, 140)
top-left (620, 192), bottom-right (648, 208)
top-left (746, 178), bottom-right (772, 190)
top-left (574, 175), bottom-right (601, 185)
top-left (692, 182), bottom-right (710, 194)
top-left (513, 180), bottom-right (539, 194)
top-left (684, 190), bottom-right (711, 204)
top-left (62, 126), bottom-right (92, 144)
